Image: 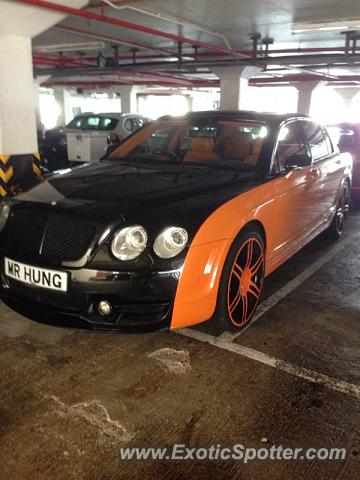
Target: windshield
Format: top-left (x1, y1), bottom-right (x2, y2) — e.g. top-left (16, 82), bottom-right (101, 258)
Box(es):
top-left (109, 117), bottom-right (269, 169)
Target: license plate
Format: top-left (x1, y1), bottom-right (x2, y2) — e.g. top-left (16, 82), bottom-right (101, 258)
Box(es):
top-left (4, 258), bottom-right (68, 292)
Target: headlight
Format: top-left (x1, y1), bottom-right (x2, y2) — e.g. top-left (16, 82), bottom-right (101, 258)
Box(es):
top-left (154, 227), bottom-right (188, 259)
top-left (111, 225), bottom-right (147, 261)
top-left (0, 203), bottom-right (10, 232)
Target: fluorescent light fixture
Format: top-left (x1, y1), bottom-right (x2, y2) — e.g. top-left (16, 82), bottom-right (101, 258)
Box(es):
top-left (292, 20), bottom-right (360, 34)
top-left (34, 41), bottom-right (105, 53)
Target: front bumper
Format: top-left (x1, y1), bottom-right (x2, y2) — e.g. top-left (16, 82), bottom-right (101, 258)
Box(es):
top-left (0, 260), bottom-right (181, 332)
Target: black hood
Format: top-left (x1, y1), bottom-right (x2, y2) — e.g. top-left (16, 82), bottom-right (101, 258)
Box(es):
top-left (16, 160), bottom-right (259, 234)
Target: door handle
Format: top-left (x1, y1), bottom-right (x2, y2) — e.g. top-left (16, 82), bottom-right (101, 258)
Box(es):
top-left (309, 168), bottom-right (320, 178)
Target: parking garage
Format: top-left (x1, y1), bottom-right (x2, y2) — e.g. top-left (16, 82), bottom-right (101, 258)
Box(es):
top-left (0, 1), bottom-right (360, 479)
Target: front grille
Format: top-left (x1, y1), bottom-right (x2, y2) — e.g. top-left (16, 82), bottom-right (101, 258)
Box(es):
top-left (3, 208), bottom-right (47, 257)
top-left (41, 213), bottom-right (96, 260)
top-left (3, 206), bottom-right (96, 261)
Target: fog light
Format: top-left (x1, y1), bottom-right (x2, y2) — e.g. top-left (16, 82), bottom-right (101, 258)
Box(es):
top-left (98, 300), bottom-right (112, 317)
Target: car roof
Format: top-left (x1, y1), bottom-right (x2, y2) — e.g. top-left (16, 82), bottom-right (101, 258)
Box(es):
top-left (75, 112), bottom-right (148, 119)
top-left (158, 110), bottom-right (309, 124)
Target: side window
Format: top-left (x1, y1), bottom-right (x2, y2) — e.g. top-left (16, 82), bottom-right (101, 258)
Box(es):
top-left (101, 117), bottom-right (118, 130)
top-left (85, 116), bottom-right (101, 129)
top-left (274, 122), bottom-right (307, 172)
top-left (133, 118), bottom-right (144, 130)
top-left (302, 121), bottom-right (330, 161)
top-left (124, 119), bottom-right (133, 132)
top-left (67, 117), bottom-right (85, 129)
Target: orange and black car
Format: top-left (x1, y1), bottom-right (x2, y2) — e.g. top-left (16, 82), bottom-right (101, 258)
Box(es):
top-left (0, 111), bottom-right (352, 332)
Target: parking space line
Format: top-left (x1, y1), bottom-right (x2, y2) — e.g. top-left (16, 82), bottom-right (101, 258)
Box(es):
top-left (177, 328), bottom-right (360, 399)
top-left (220, 232), bottom-right (357, 342)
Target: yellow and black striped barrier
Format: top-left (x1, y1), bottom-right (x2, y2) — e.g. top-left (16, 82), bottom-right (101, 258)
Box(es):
top-left (0, 155), bottom-right (14, 198)
top-left (0, 153), bottom-right (44, 198)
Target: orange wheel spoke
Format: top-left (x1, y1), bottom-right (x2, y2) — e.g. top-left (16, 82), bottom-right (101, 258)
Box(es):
top-left (245, 240), bottom-right (254, 269)
top-left (230, 288), bottom-right (242, 313)
top-left (248, 282), bottom-right (260, 299)
top-left (250, 254), bottom-right (263, 275)
top-left (242, 294), bottom-right (248, 323)
top-left (232, 263), bottom-right (243, 280)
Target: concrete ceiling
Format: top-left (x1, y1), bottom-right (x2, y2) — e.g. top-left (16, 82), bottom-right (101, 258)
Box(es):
top-left (33, 0), bottom-right (360, 50)
top-left (27, 0), bottom-right (360, 88)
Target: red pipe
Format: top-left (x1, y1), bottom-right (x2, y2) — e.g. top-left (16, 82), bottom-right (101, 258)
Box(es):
top-left (55, 24), bottom-right (175, 56)
top-left (42, 79), bottom-right (220, 88)
top-left (38, 46), bottom-right (360, 63)
top-left (33, 56), bottom-right (83, 68)
top-left (250, 74), bottom-right (360, 85)
top-left (15, 0), bottom-right (252, 59)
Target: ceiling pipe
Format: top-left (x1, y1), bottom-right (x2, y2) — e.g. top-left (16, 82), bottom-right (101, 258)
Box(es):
top-left (101, 0), bottom-right (236, 55)
top-left (21, 0), bottom-right (351, 83)
top-left (54, 24), bottom-right (175, 57)
top-left (41, 73), bottom-right (360, 89)
top-left (36, 45), bottom-right (360, 64)
top-left (85, 0), bottom-right (142, 8)
top-left (42, 79), bottom-right (220, 88)
top-left (15, 0), bottom-right (252, 60)
top-left (250, 74), bottom-right (360, 85)
top-left (33, 56), bottom-right (85, 68)
top-left (20, 0), bottom-right (352, 84)
top-left (99, 54), bottom-right (359, 69)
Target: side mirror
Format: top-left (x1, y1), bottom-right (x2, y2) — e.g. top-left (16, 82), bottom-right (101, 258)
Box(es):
top-left (284, 153), bottom-right (312, 170)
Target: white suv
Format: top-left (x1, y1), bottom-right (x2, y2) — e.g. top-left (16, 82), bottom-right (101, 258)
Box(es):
top-left (66, 113), bottom-right (150, 163)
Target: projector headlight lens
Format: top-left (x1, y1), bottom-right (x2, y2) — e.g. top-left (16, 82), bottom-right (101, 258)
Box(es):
top-left (154, 227), bottom-right (188, 259)
top-left (111, 225), bottom-right (147, 261)
top-left (0, 203), bottom-right (10, 232)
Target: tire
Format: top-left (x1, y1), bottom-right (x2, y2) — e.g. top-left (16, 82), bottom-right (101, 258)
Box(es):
top-left (327, 182), bottom-right (350, 240)
top-left (212, 229), bottom-right (265, 333)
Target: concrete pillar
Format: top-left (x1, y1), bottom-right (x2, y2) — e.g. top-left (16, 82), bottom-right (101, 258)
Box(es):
top-left (212, 66), bottom-right (261, 110)
top-left (54, 87), bottom-right (72, 127)
top-left (185, 95), bottom-right (193, 112)
top-left (0, 33), bottom-right (37, 155)
top-left (118, 86), bottom-right (138, 113)
top-left (296, 81), bottom-right (325, 115)
top-left (0, 0), bottom-right (89, 197)
top-left (334, 87), bottom-right (360, 110)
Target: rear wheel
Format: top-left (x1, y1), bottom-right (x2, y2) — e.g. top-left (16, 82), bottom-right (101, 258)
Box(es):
top-left (327, 183), bottom-right (350, 240)
top-left (213, 230), bottom-right (265, 333)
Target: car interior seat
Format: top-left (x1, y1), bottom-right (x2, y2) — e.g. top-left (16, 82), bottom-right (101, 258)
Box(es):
top-left (183, 136), bottom-right (219, 162)
top-left (216, 126), bottom-right (253, 161)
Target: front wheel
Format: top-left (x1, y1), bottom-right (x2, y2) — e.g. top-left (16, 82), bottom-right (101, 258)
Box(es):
top-left (213, 230), bottom-right (265, 333)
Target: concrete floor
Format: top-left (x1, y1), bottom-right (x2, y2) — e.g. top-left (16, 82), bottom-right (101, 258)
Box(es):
top-left (0, 215), bottom-right (360, 479)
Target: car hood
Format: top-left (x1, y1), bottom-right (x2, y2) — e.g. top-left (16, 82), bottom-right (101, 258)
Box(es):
top-left (16, 160), bottom-right (258, 233)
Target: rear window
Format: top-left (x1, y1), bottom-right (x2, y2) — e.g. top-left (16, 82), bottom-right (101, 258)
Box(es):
top-left (67, 116), bottom-right (118, 131)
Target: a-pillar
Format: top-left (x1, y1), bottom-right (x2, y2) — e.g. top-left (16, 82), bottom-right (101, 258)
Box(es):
top-left (212, 66), bottom-right (261, 110)
top-left (296, 81), bottom-right (325, 115)
top-left (334, 87), bottom-right (360, 110)
top-left (118, 86), bottom-right (138, 113)
top-left (0, 0), bottom-right (88, 197)
top-left (54, 87), bottom-right (72, 127)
